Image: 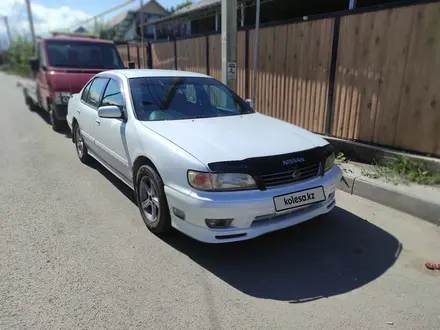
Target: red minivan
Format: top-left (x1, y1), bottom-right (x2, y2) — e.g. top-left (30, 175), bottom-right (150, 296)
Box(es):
top-left (24, 32), bottom-right (131, 131)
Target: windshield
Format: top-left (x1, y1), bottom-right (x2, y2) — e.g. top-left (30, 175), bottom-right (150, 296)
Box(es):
top-left (45, 40), bottom-right (124, 69)
top-left (129, 77), bottom-right (254, 121)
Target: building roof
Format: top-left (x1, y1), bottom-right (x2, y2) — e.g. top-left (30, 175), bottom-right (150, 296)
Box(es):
top-left (42, 36), bottom-right (114, 44)
top-left (154, 0), bottom-right (220, 24)
top-left (99, 69), bottom-right (210, 79)
top-left (110, 0), bottom-right (169, 27)
top-left (110, 0), bottom-right (169, 40)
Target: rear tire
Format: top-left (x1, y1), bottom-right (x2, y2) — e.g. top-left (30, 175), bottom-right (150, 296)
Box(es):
top-left (73, 122), bottom-right (92, 164)
top-left (49, 104), bottom-right (64, 131)
top-left (135, 165), bottom-right (171, 235)
top-left (24, 89), bottom-right (35, 111)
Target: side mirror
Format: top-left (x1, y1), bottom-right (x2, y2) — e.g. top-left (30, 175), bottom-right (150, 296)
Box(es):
top-left (29, 58), bottom-right (39, 72)
top-left (245, 99), bottom-right (254, 110)
top-left (128, 61), bottom-right (135, 69)
top-left (98, 105), bottom-right (123, 119)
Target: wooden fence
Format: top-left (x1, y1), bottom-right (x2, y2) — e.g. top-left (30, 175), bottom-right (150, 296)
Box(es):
top-left (149, 1), bottom-right (440, 156)
top-left (116, 42), bottom-right (149, 69)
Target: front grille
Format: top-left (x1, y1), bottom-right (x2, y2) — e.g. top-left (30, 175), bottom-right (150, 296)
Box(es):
top-left (261, 163), bottom-right (320, 187)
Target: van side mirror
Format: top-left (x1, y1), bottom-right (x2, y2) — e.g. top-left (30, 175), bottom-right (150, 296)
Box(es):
top-left (29, 58), bottom-right (39, 72)
top-left (128, 61), bottom-right (135, 69)
top-left (245, 99), bottom-right (254, 110)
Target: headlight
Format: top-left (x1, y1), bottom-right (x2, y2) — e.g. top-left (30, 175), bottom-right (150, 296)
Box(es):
top-left (324, 153), bottom-right (335, 172)
top-left (55, 92), bottom-right (71, 105)
top-left (188, 171), bottom-right (257, 191)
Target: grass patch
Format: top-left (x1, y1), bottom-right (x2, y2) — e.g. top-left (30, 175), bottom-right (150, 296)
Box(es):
top-left (335, 152), bottom-right (347, 165)
top-left (362, 156), bottom-right (440, 185)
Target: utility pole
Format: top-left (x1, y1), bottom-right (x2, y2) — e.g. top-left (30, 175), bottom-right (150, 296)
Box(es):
top-left (221, 0), bottom-right (237, 91)
top-left (25, 0), bottom-right (36, 48)
top-left (140, 0), bottom-right (144, 68)
top-left (252, 0), bottom-right (261, 107)
top-left (349, 0), bottom-right (357, 10)
top-left (3, 16), bottom-right (12, 46)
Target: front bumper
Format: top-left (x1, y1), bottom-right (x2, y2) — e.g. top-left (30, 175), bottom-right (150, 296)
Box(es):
top-left (165, 165), bottom-right (342, 243)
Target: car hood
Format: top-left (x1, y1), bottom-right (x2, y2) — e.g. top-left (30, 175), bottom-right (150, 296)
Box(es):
top-left (140, 113), bottom-right (328, 165)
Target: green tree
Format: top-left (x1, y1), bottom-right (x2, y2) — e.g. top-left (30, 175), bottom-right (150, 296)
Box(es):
top-left (3, 36), bottom-right (33, 77)
top-left (169, 0), bottom-right (193, 14)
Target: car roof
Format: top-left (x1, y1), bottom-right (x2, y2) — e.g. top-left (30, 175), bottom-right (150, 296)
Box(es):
top-left (101, 69), bottom-right (211, 79)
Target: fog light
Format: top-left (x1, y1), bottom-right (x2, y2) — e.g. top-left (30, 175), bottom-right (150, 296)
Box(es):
top-left (205, 218), bottom-right (233, 228)
top-left (172, 207), bottom-right (185, 220)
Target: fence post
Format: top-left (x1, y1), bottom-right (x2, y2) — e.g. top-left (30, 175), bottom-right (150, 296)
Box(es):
top-left (174, 39), bottom-right (178, 70)
top-left (147, 42), bottom-right (152, 69)
top-left (206, 35), bottom-right (210, 76)
top-left (136, 44), bottom-right (141, 68)
top-left (325, 16), bottom-right (341, 135)
top-left (126, 43), bottom-right (131, 62)
top-left (244, 29), bottom-right (250, 100)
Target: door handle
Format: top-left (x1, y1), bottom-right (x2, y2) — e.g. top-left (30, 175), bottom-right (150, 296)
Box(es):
top-left (96, 119), bottom-right (101, 125)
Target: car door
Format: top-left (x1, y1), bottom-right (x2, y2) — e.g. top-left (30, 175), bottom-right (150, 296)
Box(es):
top-left (94, 78), bottom-right (131, 182)
top-left (77, 77), bottom-right (109, 154)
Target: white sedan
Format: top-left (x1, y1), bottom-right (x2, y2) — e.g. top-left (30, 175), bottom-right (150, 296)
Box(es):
top-left (67, 69), bottom-right (342, 243)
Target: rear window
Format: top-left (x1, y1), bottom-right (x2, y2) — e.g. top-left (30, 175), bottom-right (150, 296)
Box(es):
top-left (45, 40), bottom-right (124, 69)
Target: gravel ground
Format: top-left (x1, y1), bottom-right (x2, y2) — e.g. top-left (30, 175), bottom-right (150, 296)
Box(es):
top-left (1, 72), bottom-right (439, 330)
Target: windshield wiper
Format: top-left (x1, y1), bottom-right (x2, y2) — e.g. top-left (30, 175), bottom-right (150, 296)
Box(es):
top-left (191, 115), bottom-right (217, 119)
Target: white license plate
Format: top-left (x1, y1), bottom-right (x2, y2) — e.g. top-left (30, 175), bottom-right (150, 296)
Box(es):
top-left (273, 186), bottom-right (326, 212)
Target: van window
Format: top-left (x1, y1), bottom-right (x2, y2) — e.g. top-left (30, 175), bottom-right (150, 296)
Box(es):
top-left (39, 42), bottom-right (47, 68)
top-left (45, 40), bottom-right (124, 69)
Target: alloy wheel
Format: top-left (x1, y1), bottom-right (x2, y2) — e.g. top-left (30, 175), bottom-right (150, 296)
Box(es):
top-left (75, 126), bottom-right (84, 158)
top-left (139, 177), bottom-right (160, 223)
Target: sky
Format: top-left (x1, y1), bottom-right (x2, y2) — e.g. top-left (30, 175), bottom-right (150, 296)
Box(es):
top-left (0, 0), bottom-right (185, 49)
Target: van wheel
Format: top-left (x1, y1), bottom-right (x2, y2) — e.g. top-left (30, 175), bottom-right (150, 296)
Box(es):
top-left (24, 89), bottom-right (35, 111)
top-left (49, 104), bottom-right (63, 131)
top-left (135, 165), bottom-right (171, 234)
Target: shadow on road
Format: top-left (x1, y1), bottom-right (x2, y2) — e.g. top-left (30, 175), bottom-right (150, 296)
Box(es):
top-left (162, 207), bottom-right (402, 303)
top-left (86, 159), bottom-right (136, 204)
top-left (92, 161), bottom-right (402, 303)
top-left (31, 107), bottom-right (71, 139)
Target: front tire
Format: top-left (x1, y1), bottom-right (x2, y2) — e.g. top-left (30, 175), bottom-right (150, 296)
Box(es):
top-left (73, 123), bottom-right (92, 164)
top-left (135, 165), bottom-right (171, 234)
top-left (24, 89), bottom-right (35, 111)
top-left (49, 104), bottom-right (64, 131)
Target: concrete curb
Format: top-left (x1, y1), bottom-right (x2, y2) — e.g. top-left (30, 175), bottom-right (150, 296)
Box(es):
top-left (338, 173), bottom-right (440, 226)
top-left (325, 136), bottom-right (440, 172)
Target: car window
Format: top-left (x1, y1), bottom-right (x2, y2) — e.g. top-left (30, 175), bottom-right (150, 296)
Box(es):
top-left (81, 80), bottom-right (93, 102)
top-left (204, 84), bottom-right (239, 112)
top-left (86, 78), bottom-right (109, 108)
top-left (101, 79), bottom-right (124, 108)
top-left (129, 77), bottom-right (254, 121)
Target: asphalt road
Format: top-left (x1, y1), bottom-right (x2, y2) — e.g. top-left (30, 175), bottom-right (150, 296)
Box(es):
top-left (1, 72), bottom-right (439, 330)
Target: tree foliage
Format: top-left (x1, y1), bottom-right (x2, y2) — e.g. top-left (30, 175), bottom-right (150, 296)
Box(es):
top-left (169, 0), bottom-right (193, 14)
top-left (2, 36), bottom-right (33, 77)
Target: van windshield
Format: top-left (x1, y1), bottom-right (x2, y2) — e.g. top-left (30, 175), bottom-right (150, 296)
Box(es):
top-left (45, 40), bottom-right (124, 69)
